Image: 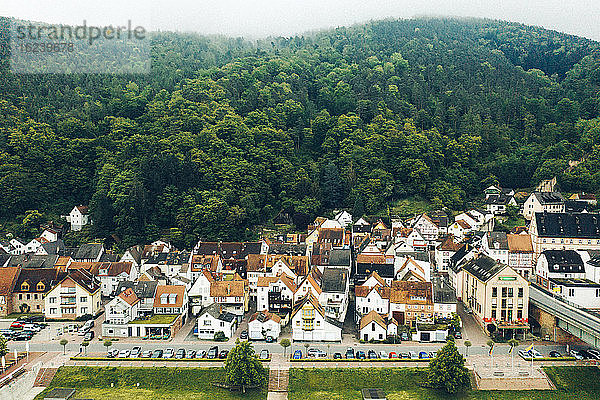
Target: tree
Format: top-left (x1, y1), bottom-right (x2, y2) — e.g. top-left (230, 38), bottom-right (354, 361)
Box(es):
top-left (82, 340), bottom-right (90, 355)
top-left (224, 340), bottom-right (266, 393)
top-left (0, 334), bottom-right (7, 358)
top-left (214, 331), bottom-right (226, 342)
top-left (60, 339), bottom-right (68, 355)
top-left (280, 339), bottom-right (291, 357)
top-left (103, 339), bottom-right (112, 353)
top-left (304, 343), bottom-right (310, 358)
top-left (464, 340), bottom-right (472, 356)
top-left (427, 340), bottom-right (470, 394)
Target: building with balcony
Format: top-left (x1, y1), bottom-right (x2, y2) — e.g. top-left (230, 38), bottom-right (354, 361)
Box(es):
top-left (44, 269), bottom-right (101, 319)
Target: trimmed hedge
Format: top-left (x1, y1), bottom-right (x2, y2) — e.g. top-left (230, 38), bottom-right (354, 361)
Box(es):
top-left (290, 357), bottom-right (430, 362)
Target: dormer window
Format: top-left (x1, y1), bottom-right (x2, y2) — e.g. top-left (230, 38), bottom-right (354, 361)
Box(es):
top-left (160, 294), bottom-right (168, 304)
top-left (169, 293), bottom-right (177, 304)
top-left (37, 282), bottom-right (45, 291)
top-left (21, 282), bottom-right (29, 291)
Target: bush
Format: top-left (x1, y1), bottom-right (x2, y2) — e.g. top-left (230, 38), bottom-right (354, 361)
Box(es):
top-left (214, 331), bottom-right (227, 342)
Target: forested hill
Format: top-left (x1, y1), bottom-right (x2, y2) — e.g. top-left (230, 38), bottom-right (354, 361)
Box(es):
top-left (1, 17), bottom-right (600, 248)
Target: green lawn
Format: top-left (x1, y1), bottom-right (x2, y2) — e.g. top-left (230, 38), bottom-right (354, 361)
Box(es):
top-left (35, 366), bottom-right (267, 400)
top-left (288, 367), bottom-right (600, 400)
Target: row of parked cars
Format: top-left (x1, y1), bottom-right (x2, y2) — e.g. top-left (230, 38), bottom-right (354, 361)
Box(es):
top-left (3, 317), bottom-right (48, 341)
top-left (518, 348), bottom-right (600, 360)
top-left (292, 347), bottom-right (436, 360)
top-left (105, 346), bottom-right (271, 360)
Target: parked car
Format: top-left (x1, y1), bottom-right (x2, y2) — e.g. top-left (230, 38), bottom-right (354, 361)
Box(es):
top-left (579, 349), bottom-right (598, 360)
top-left (15, 332), bottom-right (33, 341)
top-left (259, 350), bottom-right (269, 360)
top-left (240, 330), bottom-right (248, 340)
top-left (452, 331), bottom-right (462, 339)
top-left (22, 324), bottom-right (41, 332)
top-left (186, 350), bottom-right (197, 359)
top-left (118, 349), bottom-right (131, 358)
top-left (408, 351), bottom-right (418, 359)
top-left (356, 351), bottom-right (366, 360)
top-left (197, 350), bottom-right (207, 359)
top-left (379, 351), bottom-right (388, 359)
top-left (333, 352), bottom-right (342, 359)
top-left (83, 331), bottom-right (94, 341)
top-left (10, 321), bottom-right (24, 330)
top-left (418, 351), bottom-right (431, 359)
top-left (141, 350), bottom-right (153, 358)
top-left (77, 327), bottom-right (90, 336)
top-left (219, 350), bottom-right (229, 359)
top-left (163, 348), bottom-right (175, 359)
top-left (345, 348), bottom-right (355, 359)
top-left (152, 349), bottom-right (163, 358)
top-left (175, 348), bottom-right (186, 359)
top-left (107, 349), bottom-right (119, 358)
top-left (549, 351), bottom-right (562, 358)
top-left (307, 348), bottom-right (327, 358)
top-left (292, 350), bottom-right (302, 359)
top-left (587, 349), bottom-right (600, 359)
top-left (130, 346), bottom-right (141, 358)
top-left (265, 336), bottom-right (275, 343)
top-left (389, 352), bottom-right (398, 359)
top-left (464, 306), bottom-right (473, 314)
top-left (400, 332), bottom-right (410, 341)
top-left (570, 350), bottom-right (584, 360)
top-left (207, 346), bottom-right (219, 359)
top-left (400, 352), bottom-right (410, 359)
top-left (367, 350), bottom-right (378, 359)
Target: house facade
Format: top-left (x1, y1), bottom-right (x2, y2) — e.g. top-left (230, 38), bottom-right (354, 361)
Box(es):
top-left (44, 270), bottom-right (101, 319)
top-left (291, 293), bottom-right (342, 341)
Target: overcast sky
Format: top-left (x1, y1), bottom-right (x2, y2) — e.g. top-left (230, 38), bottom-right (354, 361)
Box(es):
top-left (2, 0), bottom-right (599, 41)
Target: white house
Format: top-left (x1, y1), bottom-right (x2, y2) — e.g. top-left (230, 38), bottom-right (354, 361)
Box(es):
top-left (9, 238), bottom-right (27, 255)
top-left (66, 206), bottom-right (90, 231)
top-left (546, 278), bottom-right (600, 309)
top-left (256, 273), bottom-right (296, 315)
top-left (447, 220), bottom-right (473, 240)
top-left (44, 269), bottom-right (101, 319)
top-left (196, 303), bottom-right (237, 339)
top-left (95, 262), bottom-right (138, 297)
top-left (334, 211), bottom-right (353, 228)
top-left (248, 310), bottom-right (282, 340)
top-left (395, 256), bottom-right (430, 282)
top-left (291, 293), bottom-right (342, 341)
top-left (535, 250), bottom-right (587, 288)
top-left (523, 192), bottom-right (565, 220)
top-left (410, 214), bottom-right (439, 244)
top-left (40, 228), bottom-right (59, 243)
top-left (482, 232), bottom-right (509, 265)
top-left (434, 235), bottom-right (462, 272)
top-left (359, 310), bottom-right (388, 342)
top-left (355, 282), bottom-right (390, 323)
top-left (104, 288), bottom-right (140, 326)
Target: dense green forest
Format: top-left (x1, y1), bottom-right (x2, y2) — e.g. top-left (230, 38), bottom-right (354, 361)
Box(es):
top-left (1, 17), bottom-right (600, 248)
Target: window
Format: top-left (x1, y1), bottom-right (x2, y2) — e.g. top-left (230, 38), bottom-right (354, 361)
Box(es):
top-left (568, 288), bottom-right (575, 297)
top-left (501, 287), bottom-right (507, 297)
top-left (501, 299), bottom-right (507, 308)
top-left (492, 287), bottom-right (497, 297)
top-left (80, 297), bottom-right (87, 302)
top-left (36, 282), bottom-right (45, 291)
top-left (49, 297), bottom-right (56, 303)
top-left (372, 323), bottom-right (376, 331)
top-left (596, 289), bottom-right (600, 298)
top-left (508, 288), bottom-right (513, 297)
top-left (21, 282), bottom-right (29, 291)
top-left (518, 288), bottom-right (523, 298)
top-left (491, 309), bottom-right (496, 319)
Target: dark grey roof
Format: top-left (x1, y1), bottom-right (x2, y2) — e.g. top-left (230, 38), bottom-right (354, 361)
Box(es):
top-left (202, 303), bottom-right (236, 323)
top-left (145, 252), bottom-right (168, 264)
top-left (268, 243), bottom-right (307, 256)
top-left (74, 243), bottom-right (103, 260)
top-left (462, 255), bottom-right (505, 282)
top-left (449, 244), bottom-right (474, 272)
top-left (328, 249), bottom-right (351, 266)
top-left (0, 254), bottom-right (10, 267)
top-left (98, 252), bottom-right (119, 262)
top-left (534, 212), bottom-right (600, 238)
top-left (41, 239), bottom-right (65, 255)
top-left (166, 251), bottom-right (191, 265)
top-left (534, 192), bottom-right (565, 204)
top-left (487, 232), bottom-right (508, 250)
top-left (115, 280), bottom-right (158, 299)
top-left (8, 254), bottom-right (58, 268)
top-left (549, 277), bottom-right (600, 288)
top-left (565, 200), bottom-right (591, 213)
top-left (433, 277), bottom-right (457, 304)
top-left (356, 262), bottom-right (394, 279)
top-left (542, 250), bottom-right (585, 273)
top-left (485, 193), bottom-right (513, 205)
top-left (321, 267), bottom-right (348, 293)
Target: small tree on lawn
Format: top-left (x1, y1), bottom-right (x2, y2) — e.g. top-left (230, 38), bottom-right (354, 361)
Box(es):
top-left (280, 339), bottom-right (291, 357)
top-left (60, 339), bottom-right (68, 355)
top-left (224, 340), bottom-right (266, 393)
top-left (427, 340), bottom-right (470, 394)
top-left (304, 343), bottom-right (309, 358)
top-left (0, 334), bottom-right (8, 358)
top-left (464, 340), bottom-right (472, 356)
top-left (82, 340), bottom-right (90, 355)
